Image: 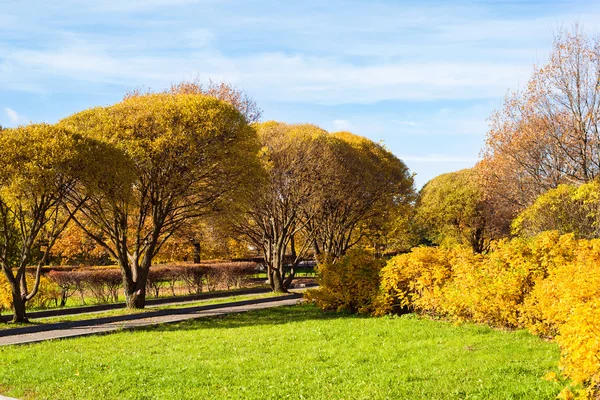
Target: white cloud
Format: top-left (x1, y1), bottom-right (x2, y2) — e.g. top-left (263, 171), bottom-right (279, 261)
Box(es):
top-left (0, 41), bottom-right (533, 104)
top-left (393, 120), bottom-right (418, 127)
top-left (3, 107), bottom-right (23, 125)
top-left (186, 29), bottom-right (216, 48)
top-left (400, 155), bottom-right (479, 163)
top-left (332, 119), bottom-right (352, 131)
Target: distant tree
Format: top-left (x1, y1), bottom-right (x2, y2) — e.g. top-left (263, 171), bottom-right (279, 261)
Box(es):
top-left (512, 180), bottom-right (600, 239)
top-left (416, 169), bottom-right (491, 253)
top-left (307, 131), bottom-right (414, 259)
top-left (480, 26), bottom-right (600, 220)
top-left (233, 122), bottom-right (329, 292)
top-left (51, 222), bottom-right (112, 266)
top-left (155, 217), bottom-right (254, 263)
top-left (61, 93), bottom-right (262, 308)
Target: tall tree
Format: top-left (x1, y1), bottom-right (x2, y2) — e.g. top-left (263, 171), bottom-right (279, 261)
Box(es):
top-left (234, 122), bottom-right (328, 292)
top-left (0, 124), bottom-right (104, 322)
top-left (480, 26), bottom-right (600, 220)
top-left (61, 93), bottom-right (262, 308)
top-left (308, 131), bottom-right (414, 259)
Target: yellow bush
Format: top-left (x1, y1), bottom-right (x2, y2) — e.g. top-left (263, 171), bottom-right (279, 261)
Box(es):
top-left (374, 246), bottom-right (457, 316)
top-left (306, 248), bottom-right (384, 313)
top-left (522, 235), bottom-right (600, 337)
top-left (0, 273), bottom-right (61, 312)
top-left (443, 235), bottom-right (554, 328)
top-left (557, 299), bottom-right (600, 398)
top-left (376, 237), bottom-right (547, 328)
top-left (374, 231), bottom-right (600, 396)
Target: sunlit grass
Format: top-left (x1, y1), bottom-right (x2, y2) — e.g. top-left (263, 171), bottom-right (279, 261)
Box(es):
top-left (0, 304), bottom-right (561, 399)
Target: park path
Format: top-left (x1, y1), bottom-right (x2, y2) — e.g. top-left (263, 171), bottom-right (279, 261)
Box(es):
top-left (0, 294), bottom-right (303, 347)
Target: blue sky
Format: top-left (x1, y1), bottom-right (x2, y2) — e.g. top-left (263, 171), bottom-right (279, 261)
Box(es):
top-left (1, 0), bottom-right (599, 187)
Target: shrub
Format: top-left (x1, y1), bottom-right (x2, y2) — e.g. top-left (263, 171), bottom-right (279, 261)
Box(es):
top-left (47, 270), bottom-right (84, 307)
top-left (557, 299), bottom-right (600, 397)
top-left (521, 235), bottom-right (600, 337)
top-left (373, 231), bottom-right (600, 396)
top-left (0, 274), bottom-right (61, 311)
top-left (82, 269), bottom-right (122, 303)
top-left (374, 246), bottom-right (456, 316)
top-left (306, 248), bottom-right (384, 313)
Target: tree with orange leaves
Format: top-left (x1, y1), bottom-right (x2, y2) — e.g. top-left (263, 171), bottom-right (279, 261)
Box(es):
top-left (479, 26), bottom-right (600, 227)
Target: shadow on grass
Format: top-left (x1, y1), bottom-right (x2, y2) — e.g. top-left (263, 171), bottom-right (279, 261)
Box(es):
top-left (139, 304), bottom-right (370, 333)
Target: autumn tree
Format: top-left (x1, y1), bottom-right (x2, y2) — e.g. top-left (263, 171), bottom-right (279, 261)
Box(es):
top-left (307, 131), bottom-right (414, 259)
top-left (0, 124), bottom-right (103, 322)
top-left (51, 222), bottom-right (112, 266)
top-left (61, 93), bottom-right (262, 308)
top-left (234, 122), bottom-right (329, 292)
top-left (168, 80), bottom-right (262, 123)
top-left (155, 217), bottom-right (254, 263)
top-left (512, 180), bottom-right (600, 239)
top-left (416, 169), bottom-right (491, 253)
top-left (480, 26), bottom-right (600, 221)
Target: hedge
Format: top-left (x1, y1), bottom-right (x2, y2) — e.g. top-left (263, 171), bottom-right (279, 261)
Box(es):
top-left (1, 261), bottom-right (259, 310)
top-left (373, 232), bottom-right (600, 398)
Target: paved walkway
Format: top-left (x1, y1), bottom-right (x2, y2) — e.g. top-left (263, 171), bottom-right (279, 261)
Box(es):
top-left (0, 294), bottom-right (303, 346)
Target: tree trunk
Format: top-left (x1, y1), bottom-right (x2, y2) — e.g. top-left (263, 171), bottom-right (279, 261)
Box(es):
top-left (283, 263), bottom-right (295, 290)
top-left (123, 268), bottom-right (149, 309)
top-left (10, 284), bottom-right (27, 323)
top-left (270, 267), bottom-right (287, 293)
top-left (191, 239), bottom-right (201, 264)
top-left (125, 285), bottom-right (147, 308)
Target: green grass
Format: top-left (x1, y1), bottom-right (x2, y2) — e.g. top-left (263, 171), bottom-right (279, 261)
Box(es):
top-left (0, 292), bottom-right (285, 329)
top-left (0, 304), bottom-right (561, 399)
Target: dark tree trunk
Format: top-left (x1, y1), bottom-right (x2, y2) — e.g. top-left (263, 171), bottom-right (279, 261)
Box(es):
top-left (267, 254), bottom-right (287, 293)
top-left (10, 284), bottom-right (27, 323)
top-left (283, 264), bottom-right (295, 290)
top-left (59, 289), bottom-right (68, 307)
top-left (123, 266), bottom-right (149, 309)
top-left (270, 267), bottom-right (286, 293)
top-left (283, 234), bottom-right (298, 289)
top-left (191, 239), bottom-right (201, 264)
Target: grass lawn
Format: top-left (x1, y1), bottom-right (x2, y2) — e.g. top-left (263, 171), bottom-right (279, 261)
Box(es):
top-left (0, 292), bottom-right (287, 330)
top-left (0, 304), bottom-right (561, 399)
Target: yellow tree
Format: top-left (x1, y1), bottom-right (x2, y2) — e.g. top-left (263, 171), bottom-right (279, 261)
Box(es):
top-left (234, 122), bottom-right (329, 292)
top-left (0, 124), bottom-right (108, 322)
top-left (168, 80), bottom-right (262, 123)
top-left (307, 131), bottom-right (414, 259)
top-left (61, 93), bottom-right (262, 308)
top-left (512, 180), bottom-right (600, 239)
top-left (415, 169), bottom-right (491, 253)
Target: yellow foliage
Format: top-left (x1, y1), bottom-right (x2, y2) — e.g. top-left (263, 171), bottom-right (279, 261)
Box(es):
top-left (521, 234), bottom-right (600, 337)
top-left (557, 299), bottom-right (600, 397)
top-left (375, 246), bottom-right (456, 316)
top-left (306, 248), bottom-right (384, 313)
top-left (0, 273), bottom-right (60, 312)
top-left (373, 231), bottom-right (600, 396)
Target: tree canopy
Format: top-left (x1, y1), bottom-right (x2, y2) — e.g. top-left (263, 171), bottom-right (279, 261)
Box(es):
top-left (0, 124), bottom-right (99, 321)
top-left (416, 169), bottom-right (490, 253)
top-left (60, 92), bottom-right (262, 308)
top-left (479, 27), bottom-right (600, 219)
